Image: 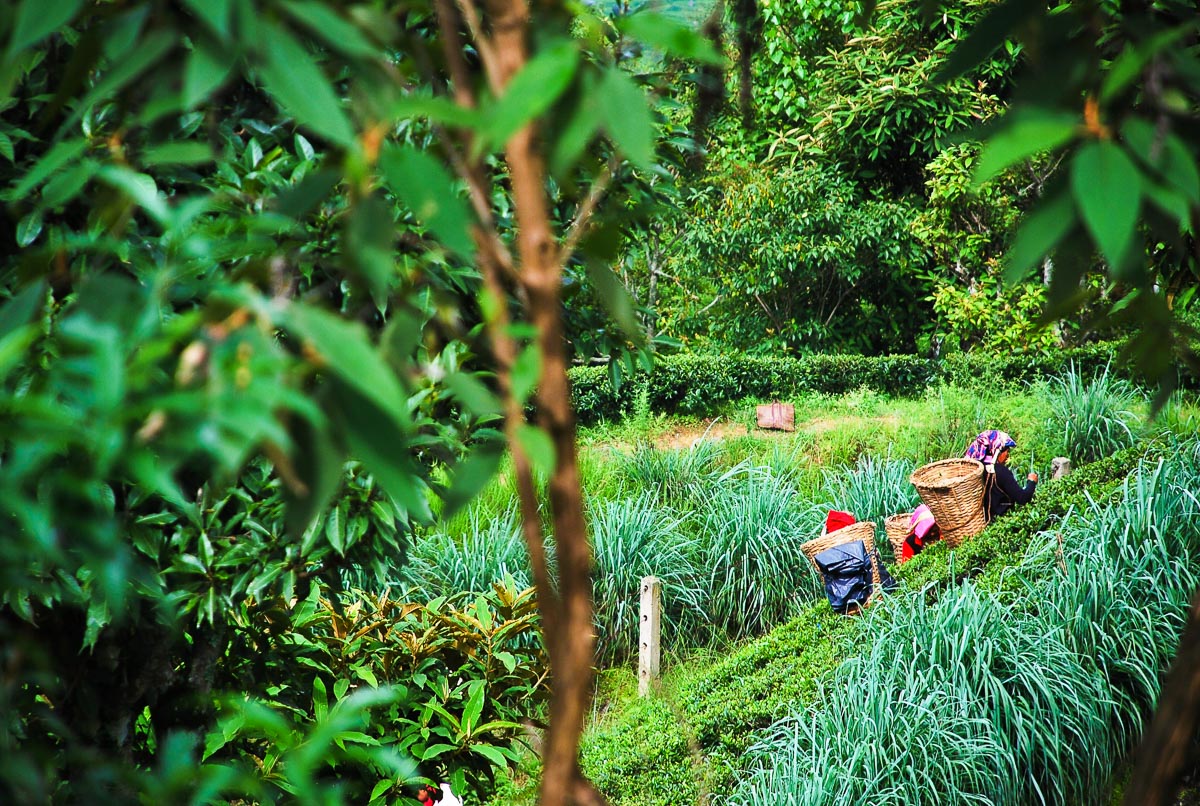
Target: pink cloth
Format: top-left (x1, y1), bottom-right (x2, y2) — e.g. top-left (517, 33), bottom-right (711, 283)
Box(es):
top-left (910, 504), bottom-right (936, 540)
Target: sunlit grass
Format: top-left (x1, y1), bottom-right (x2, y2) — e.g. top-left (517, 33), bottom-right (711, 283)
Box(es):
top-left (589, 495), bottom-right (701, 663)
top-left (1047, 362), bottom-right (1143, 463)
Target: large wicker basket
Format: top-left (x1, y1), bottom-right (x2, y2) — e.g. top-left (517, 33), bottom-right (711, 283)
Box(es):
top-left (884, 512), bottom-right (912, 560)
top-left (909, 458), bottom-right (986, 548)
top-left (800, 521), bottom-right (881, 592)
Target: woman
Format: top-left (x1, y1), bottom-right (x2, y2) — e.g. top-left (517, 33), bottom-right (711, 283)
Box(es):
top-left (901, 504), bottom-right (939, 561)
top-left (965, 430), bottom-right (1038, 521)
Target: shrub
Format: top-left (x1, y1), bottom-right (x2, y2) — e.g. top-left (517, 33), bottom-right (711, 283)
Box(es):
top-left (581, 696), bottom-right (698, 806)
top-left (215, 579), bottom-right (549, 803)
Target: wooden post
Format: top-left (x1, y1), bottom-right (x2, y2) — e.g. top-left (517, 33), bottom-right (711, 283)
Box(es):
top-left (1051, 457), bottom-right (1072, 480)
top-left (638, 576), bottom-right (661, 697)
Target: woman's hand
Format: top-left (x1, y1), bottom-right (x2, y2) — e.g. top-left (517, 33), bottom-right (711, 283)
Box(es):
top-left (1028, 471), bottom-right (1039, 482)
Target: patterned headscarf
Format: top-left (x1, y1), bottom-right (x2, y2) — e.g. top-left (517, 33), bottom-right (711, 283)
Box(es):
top-left (964, 429), bottom-right (1016, 466)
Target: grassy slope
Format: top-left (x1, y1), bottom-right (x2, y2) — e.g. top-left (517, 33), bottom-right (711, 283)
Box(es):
top-left (481, 385), bottom-right (1193, 805)
top-left (575, 440), bottom-right (1163, 805)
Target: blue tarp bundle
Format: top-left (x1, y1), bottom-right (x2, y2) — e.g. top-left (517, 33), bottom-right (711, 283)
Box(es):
top-left (814, 539), bottom-right (874, 614)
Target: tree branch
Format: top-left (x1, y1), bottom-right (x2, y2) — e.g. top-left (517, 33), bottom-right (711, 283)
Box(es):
top-left (559, 156), bottom-right (618, 267)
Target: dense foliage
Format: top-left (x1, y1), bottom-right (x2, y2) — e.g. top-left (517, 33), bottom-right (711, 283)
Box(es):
top-left (3, 0), bottom-right (1199, 802)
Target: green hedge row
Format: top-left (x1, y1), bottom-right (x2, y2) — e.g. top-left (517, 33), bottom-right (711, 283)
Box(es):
top-left (569, 343), bottom-right (1185, 423)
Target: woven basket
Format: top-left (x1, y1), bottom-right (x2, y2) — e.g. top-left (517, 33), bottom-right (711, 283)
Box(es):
top-left (800, 521), bottom-right (881, 592)
top-left (884, 512), bottom-right (912, 560)
top-left (909, 458), bottom-right (986, 548)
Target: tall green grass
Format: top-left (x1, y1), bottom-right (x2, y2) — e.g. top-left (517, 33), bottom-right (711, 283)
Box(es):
top-left (407, 507), bottom-right (531, 596)
top-left (818, 454), bottom-right (919, 561)
top-left (589, 495), bottom-right (702, 663)
top-left (695, 470), bottom-right (820, 637)
top-left (744, 584), bottom-right (1111, 805)
top-left (1047, 362), bottom-right (1142, 463)
top-left (615, 440), bottom-right (723, 504)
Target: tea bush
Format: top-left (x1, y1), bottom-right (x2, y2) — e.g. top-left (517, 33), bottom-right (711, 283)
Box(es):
top-left (567, 343), bottom-right (1190, 425)
top-left (576, 437), bottom-right (1174, 806)
top-left (742, 439), bottom-right (1200, 804)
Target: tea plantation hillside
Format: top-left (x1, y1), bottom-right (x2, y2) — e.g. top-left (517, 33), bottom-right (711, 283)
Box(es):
top-left (478, 375), bottom-right (1200, 805)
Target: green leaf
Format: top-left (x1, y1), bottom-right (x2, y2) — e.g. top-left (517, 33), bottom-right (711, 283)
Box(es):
top-left (474, 596), bottom-right (492, 632)
top-left (597, 68), bottom-right (654, 170)
top-left (0, 282), bottom-right (44, 341)
top-left (96, 165), bottom-right (170, 225)
top-left (326, 506), bottom-right (344, 554)
top-left (0, 132), bottom-right (13, 163)
top-left (484, 41), bottom-right (579, 147)
top-left (973, 110), bottom-right (1078, 185)
top-left (935, 0), bottom-right (1040, 84)
top-left (549, 77), bottom-right (601, 177)
top-left (379, 143), bottom-right (475, 259)
top-left (621, 12), bottom-right (723, 65)
top-left (585, 259), bottom-right (643, 344)
top-left (461, 680), bottom-right (485, 737)
top-left (184, 37), bottom-right (235, 109)
top-left (142, 142), bottom-right (214, 166)
top-left (1004, 189), bottom-right (1076, 283)
top-left (1101, 26), bottom-right (1189, 103)
top-left (181, 0), bottom-right (232, 40)
top-left (283, 303), bottom-right (406, 415)
top-left (1121, 117), bottom-right (1198, 206)
top-left (511, 343), bottom-right (540, 405)
top-left (469, 742), bottom-right (511, 768)
top-left (281, 1), bottom-right (377, 60)
top-left (442, 442), bottom-right (504, 519)
top-left (8, 0), bottom-right (84, 56)
top-left (1143, 180), bottom-right (1190, 227)
top-left (329, 381), bottom-right (432, 524)
top-left (345, 193), bottom-right (395, 302)
top-left (274, 168), bottom-right (341, 219)
top-left (15, 210), bottom-right (42, 247)
top-left (390, 95), bottom-right (481, 130)
top-left (61, 31), bottom-right (174, 135)
top-left (41, 159), bottom-right (97, 207)
top-left (313, 676), bottom-right (328, 721)
top-left (369, 780), bottom-right (393, 803)
top-left (0, 324), bottom-right (38, 382)
top-left (7, 138), bottom-right (87, 200)
top-left (353, 664), bottom-right (378, 687)
top-left (494, 651), bottom-right (517, 673)
top-left (1071, 140), bottom-right (1142, 270)
top-left (443, 371), bottom-right (501, 416)
top-left (295, 133), bottom-right (315, 161)
top-left (420, 743), bottom-right (459, 761)
top-left (515, 425), bottom-right (555, 477)
top-left (258, 24), bottom-right (355, 147)
top-left (83, 595), bottom-right (110, 650)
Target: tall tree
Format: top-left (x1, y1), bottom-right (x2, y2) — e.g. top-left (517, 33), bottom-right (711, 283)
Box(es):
top-left (0, 1), bottom-right (720, 802)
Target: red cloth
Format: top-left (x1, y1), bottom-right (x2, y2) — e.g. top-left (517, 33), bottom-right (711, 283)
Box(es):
top-left (825, 510), bottom-right (856, 534)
